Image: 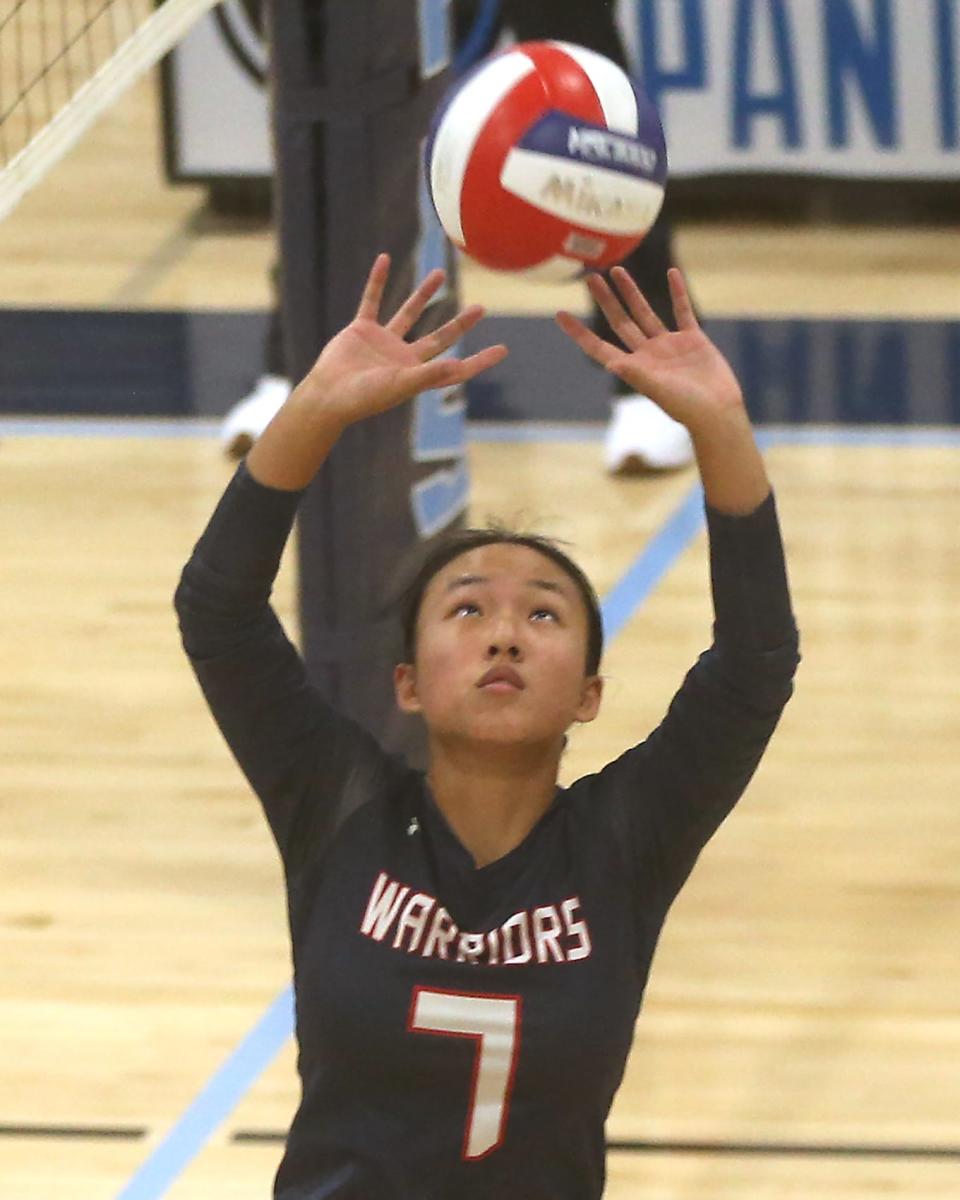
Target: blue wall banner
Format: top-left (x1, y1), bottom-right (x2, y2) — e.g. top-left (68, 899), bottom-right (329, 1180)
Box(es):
top-left (462, 314), bottom-right (960, 427)
top-left (617, 0), bottom-right (960, 176)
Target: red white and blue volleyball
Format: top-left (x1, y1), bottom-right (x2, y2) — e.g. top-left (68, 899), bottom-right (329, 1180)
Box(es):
top-left (426, 41), bottom-right (667, 279)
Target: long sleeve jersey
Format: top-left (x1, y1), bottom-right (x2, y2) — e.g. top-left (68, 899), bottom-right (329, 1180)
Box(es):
top-left (174, 462), bottom-right (799, 1200)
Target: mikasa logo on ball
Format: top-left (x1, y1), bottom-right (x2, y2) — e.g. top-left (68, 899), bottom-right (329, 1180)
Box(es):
top-left (566, 127), bottom-right (658, 175)
top-left (541, 173), bottom-right (637, 224)
top-left (500, 149), bottom-right (664, 238)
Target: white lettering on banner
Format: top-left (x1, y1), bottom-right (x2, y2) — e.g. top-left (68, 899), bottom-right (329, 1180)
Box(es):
top-left (621, 0), bottom-right (960, 177)
top-left (359, 873), bottom-right (594, 966)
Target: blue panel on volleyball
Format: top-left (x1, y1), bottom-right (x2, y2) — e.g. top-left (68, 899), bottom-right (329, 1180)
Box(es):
top-left (516, 112), bottom-right (667, 184)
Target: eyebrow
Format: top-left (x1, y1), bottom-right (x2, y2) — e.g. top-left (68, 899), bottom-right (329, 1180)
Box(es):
top-left (444, 574), bottom-right (570, 598)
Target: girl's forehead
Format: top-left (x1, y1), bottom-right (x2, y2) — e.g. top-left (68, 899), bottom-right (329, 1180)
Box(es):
top-left (425, 543), bottom-right (573, 600)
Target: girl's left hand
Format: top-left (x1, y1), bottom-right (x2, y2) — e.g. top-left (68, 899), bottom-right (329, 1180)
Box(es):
top-left (555, 267), bottom-right (744, 434)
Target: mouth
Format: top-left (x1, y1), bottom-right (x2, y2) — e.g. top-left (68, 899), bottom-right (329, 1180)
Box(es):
top-left (477, 665), bottom-right (526, 692)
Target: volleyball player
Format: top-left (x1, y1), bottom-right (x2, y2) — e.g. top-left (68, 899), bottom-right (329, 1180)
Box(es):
top-left (177, 254), bottom-right (799, 1198)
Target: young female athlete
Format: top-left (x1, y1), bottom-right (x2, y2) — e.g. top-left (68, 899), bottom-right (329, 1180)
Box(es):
top-left (176, 255), bottom-right (799, 1199)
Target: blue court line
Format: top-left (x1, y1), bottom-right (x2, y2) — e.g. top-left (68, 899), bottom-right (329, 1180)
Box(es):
top-left (110, 471), bottom-right (708, 1200)
top-left (4, 417), bottom-right (960, 445)
top-left (0, 417), bottom-right (603, 441)
top-left (0, 417), bottom-right (223, 439)
top-left (757, 426), bottom-right (960, 448)
top-left (600, 485), bottom-right (706, 641)
top-left (114, 987), bottom-right (294, 1200)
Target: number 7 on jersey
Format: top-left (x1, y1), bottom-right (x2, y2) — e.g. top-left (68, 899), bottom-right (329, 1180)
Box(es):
top-left (408, 986), bottom-right (523, 1160)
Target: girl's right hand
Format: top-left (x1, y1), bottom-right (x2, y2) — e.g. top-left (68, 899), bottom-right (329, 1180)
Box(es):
top-left (295, 253), bottom-right (508, 429)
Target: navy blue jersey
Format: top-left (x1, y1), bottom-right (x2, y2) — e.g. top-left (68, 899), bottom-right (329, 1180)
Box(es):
top-left (175, 463), bottom-right (799, 1199)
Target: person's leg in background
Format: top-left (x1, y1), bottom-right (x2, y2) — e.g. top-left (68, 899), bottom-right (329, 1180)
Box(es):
top-left (500, 0), bottom-right (694, 471)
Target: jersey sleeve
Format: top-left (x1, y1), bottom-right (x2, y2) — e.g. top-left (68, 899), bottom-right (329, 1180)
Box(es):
top-left (174, 462), bottom-right (392, 875)
top-left (592, 490), bottom-right (800, 915)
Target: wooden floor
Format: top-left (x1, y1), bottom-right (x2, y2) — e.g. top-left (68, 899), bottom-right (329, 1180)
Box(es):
top-left (2, 52), bottom-right (960, 1200)
top-left (2, 435), bottom-right (959, 1199)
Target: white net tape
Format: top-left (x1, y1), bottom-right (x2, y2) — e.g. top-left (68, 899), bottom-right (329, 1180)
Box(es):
top-left (0, 0), bottom-right (222, 222)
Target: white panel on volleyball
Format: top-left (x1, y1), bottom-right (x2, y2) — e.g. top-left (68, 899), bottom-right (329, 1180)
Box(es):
top-left (548, 41), bottom-right (639, 136)
top-left (500, 152), bottom-right (664, 236)
top-left (429, 50), bottom-right (535, 245)
top-left (517, 256), bottom-right (584, 282)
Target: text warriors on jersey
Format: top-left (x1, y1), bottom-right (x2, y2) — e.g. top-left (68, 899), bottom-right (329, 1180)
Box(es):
top-left (360, 872), bottom-right (592, 966)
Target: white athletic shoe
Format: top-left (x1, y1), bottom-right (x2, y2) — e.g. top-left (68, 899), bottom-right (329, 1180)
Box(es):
top-left (220, 374), bottom-right (292, 459)
top-left (603, 395), bottom-right (694, 474)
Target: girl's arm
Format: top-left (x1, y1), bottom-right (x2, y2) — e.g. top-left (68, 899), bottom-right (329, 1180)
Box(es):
top-left (557, 270), bottom-right (798, 910)
top-left (176, 257), bottom-right (507, 867)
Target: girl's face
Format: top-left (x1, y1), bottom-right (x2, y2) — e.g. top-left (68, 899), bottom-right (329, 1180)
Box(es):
top-left (394, 543), bottom-right (603, 749)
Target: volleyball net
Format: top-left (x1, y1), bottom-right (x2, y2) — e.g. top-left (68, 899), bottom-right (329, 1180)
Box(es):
top-left (0, 0), bottom-right (466, 761)
top-left (0, 0), bottom-right (222, 222)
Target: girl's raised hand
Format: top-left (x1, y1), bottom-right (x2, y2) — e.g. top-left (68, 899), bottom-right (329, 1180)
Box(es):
top-left (555, 267), bottom-right (743, 434)
top-left (298, 253), bottom-right (508, 428)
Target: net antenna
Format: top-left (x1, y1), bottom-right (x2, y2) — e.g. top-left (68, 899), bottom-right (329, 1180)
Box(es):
top-left (0, 0), bottom-right (223, 223)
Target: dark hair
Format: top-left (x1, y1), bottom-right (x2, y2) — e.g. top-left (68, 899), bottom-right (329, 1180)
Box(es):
top-left (398, 525), bottom-right (604, 674)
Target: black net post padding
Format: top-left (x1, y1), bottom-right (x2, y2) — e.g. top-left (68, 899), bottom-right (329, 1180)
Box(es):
top-left (267, 0), bottom-right (461, 767)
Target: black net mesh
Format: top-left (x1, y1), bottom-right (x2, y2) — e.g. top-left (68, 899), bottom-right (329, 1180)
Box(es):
top-left (0, 0), bottom-right (154, 168)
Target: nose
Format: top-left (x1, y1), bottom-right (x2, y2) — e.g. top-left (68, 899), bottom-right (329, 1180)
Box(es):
top-left (486, 641), bottom-right (522, 661)
top-left (486, 613), bottom-right (523, 662)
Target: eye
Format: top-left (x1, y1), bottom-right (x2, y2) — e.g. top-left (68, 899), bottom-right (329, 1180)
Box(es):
top-left (451, 601), bottom-right (481, 618)
top-left (530, 607), bottom-right (559, 623)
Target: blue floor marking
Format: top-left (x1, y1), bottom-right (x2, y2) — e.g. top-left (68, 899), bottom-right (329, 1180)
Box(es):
top-left (115, 987), bottom-right (295, 1200)
top-left (4, 417), bottom-right (960, 445)
top-left (600, 485), bottom-right (706, 642)
top-left (757, 426), bottom-right (960, 448)
top-left (0, 417), bottom-right (222, 439)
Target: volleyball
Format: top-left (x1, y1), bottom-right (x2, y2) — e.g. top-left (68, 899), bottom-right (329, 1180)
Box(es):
top-left (425, 41), bottom-right (667, 280)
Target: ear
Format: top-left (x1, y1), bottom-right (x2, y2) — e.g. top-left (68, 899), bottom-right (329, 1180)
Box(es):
top-left (394, 662), bottom-right (422, 714)
top-left (574, 674), bottom-right (603, 724)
